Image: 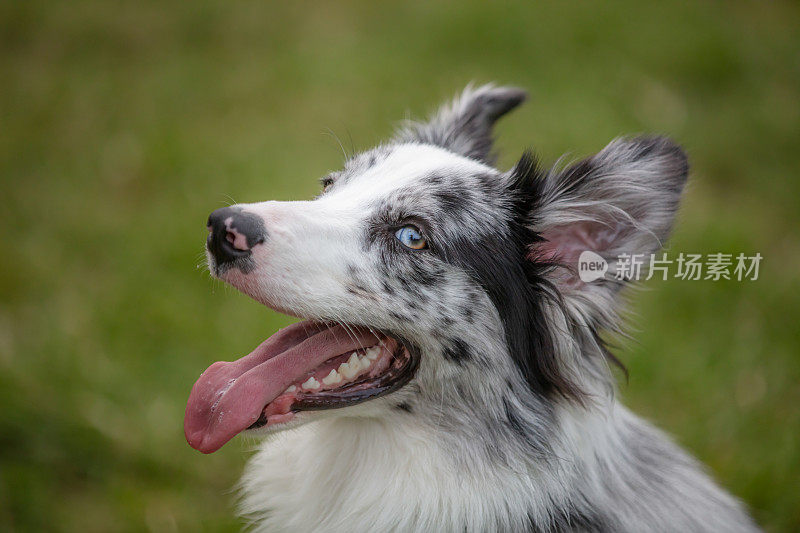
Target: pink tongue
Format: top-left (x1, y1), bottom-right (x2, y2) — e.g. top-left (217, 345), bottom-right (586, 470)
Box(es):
top-left (184, 321), bottom-right (379, 453)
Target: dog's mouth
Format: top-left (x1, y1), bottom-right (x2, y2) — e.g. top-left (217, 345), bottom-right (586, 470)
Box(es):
top-left (184, 320), bottom-right (416, 454)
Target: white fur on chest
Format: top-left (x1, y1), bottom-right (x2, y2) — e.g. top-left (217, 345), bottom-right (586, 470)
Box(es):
top-left (237, 406), bottom-right (756, 533)
top-left (238, 417), bottom-right (542, 533)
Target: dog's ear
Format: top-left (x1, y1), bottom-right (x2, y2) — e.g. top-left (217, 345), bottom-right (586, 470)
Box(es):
top-left (396, 84), bottom-right (527, 164)
top-left (520, 136), bottom-right (689, 297)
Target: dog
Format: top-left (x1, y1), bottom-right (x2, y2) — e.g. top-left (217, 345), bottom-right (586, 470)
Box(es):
top-left (185, 85), bottom-right (759, 532)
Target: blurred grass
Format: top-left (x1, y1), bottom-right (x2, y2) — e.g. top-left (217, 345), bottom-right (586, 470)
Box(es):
top-left (1, 1), bottom-right (799, 531)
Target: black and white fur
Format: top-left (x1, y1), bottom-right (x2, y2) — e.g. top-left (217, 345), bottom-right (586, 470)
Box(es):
top-left (213, 85), bottom-right (758, 532)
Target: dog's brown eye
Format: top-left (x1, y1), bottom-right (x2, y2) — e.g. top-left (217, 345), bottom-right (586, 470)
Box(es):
top-left (320, 176), bottom-right (334, 191)
top-left (395, 225), bottom-right (427, 250)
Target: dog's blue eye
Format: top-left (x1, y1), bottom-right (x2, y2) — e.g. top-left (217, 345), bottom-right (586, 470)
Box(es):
top-left (395, 225), bottom-right (427, 250)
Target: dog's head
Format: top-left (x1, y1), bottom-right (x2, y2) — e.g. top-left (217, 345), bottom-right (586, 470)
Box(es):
top-left (185, 85), bottom-right (688, 453)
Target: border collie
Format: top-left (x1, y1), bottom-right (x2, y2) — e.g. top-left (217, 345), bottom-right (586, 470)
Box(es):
top-left (185, 85), bottom-right (758, 532)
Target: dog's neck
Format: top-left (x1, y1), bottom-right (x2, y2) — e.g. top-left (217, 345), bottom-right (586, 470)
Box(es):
top-left (237, 400), bottom-right (614, 532)
top-left (237, 393), bottom-right (754, 533)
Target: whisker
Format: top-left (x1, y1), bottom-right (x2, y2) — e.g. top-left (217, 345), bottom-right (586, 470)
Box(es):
top-left (322, 128), bottom-right (349, 163)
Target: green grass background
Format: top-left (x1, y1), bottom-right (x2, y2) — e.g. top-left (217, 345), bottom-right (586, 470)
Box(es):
top-left (1, 1), bottom-right (799, 531)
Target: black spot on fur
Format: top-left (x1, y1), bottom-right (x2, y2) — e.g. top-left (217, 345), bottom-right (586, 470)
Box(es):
top-left (411, 264), bottom-right (445, 287)
top-left (353, 282), bottom-right (369, 293)
top-left (389, 311), bottom-right (407, 322)
top-left (442, 338), bottom-right (471, 365)
top-left (346, 284), bottom-right (378, 301)
top-left (381, 280), bottom-right (395, 295)
top-left (433, 187), bottom-right (466, 216)
top-left (527, 508), bottom-right (608, 533)
top-left (395, 402), bottom-right (413, 413)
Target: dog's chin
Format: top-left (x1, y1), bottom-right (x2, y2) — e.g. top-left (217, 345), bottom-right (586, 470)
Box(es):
top-left (208, 258), bottom-right (255, 292)
top-left (242, 410), bottom-right (309, 438)
top-left (241, 400), bottom-right (385, 439)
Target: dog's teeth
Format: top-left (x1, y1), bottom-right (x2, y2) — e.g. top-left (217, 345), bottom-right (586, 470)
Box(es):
top-left (322, 369), bottom-right (343, 385)
top-left (301, 377), bottom-right (320, 390)
top-left (286, 385), bottom-right (297, 393)
top-left (347, 352), bottom-right (361, 369)
top-left (339, 361), bottom-right (358, 379)
top-left (365, 346), bottom-right (380, 361)
top-left (359, 355), bottom-right (370, 369)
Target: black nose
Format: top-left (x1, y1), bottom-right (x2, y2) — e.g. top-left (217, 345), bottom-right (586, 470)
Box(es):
top-left (206, 207), bottom-right (267, 265)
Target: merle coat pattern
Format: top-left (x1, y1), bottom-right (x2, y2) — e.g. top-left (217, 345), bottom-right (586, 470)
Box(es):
top-left (202, 85), bottom-right (759, 532)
